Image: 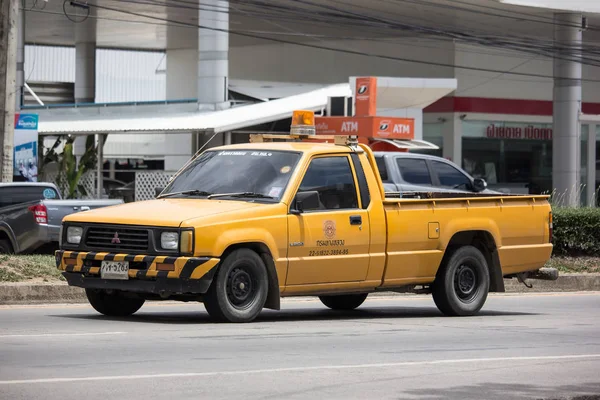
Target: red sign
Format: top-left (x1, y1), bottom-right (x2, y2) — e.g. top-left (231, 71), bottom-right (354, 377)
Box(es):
top-left (355, 77), bottom-right (377, 117)
top-left (315, 116), bottom-right (414, 140)
top-left (486, 124), bottom-right (553, 140)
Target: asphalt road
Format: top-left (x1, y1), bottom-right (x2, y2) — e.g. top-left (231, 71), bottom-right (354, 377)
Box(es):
top-left (1, 293), bottom-right (599, 400)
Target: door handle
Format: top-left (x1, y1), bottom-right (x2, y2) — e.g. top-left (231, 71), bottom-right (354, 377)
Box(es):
top-left (349, 215), bottom-right (362, 225)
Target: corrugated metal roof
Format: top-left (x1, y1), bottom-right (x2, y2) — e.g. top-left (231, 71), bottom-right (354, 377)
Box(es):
top-left (24, 45), bottom-right (166, 103)
top-left (38, 83), bottom-right (352, 134)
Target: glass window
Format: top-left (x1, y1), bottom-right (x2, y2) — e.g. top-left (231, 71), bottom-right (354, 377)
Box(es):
top-left (0, 185), bottom-right (59, 209)
top-left (396, 158), bottom-right (432, 185)
top-left (297, 156), bottom-right (358, 210)
top-left (431, 160), bottom-right (471, 189)
top-left (375, 156), bottom-right (390, 183)
top-left (162, 150), bottom-right (301, 201)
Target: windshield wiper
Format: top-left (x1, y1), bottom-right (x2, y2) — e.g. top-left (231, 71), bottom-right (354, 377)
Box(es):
top-left (207, 192), bottom-right (274, 200)
top-left (158, 190), bottom-right (213, 199)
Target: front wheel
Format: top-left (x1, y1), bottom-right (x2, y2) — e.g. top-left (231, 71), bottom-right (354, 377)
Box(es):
top-left (85, 289), bottom-right (145, 316)
top-left (319, 293), bottom-right (368, 310)
top-left (432, 245), bottom-right (490, 316)
top-left (203, 249), bottom-right (269, 323)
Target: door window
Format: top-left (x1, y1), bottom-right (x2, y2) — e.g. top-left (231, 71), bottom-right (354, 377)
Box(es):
top-left (396, 158), bottom-right (432, 185)
top-left (297, 156), bottom-right (358, 210)
top-left (431, 160), bottom-right (472, 189)
top-left (375, 156), bottom-right (390, 183)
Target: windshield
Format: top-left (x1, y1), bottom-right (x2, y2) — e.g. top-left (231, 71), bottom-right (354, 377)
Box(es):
top-left (162, 149), bottom-right (301, 201)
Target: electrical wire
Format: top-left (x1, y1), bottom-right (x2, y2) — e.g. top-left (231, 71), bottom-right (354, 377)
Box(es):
top-left (291, 0), bottom-right (600, 65)
top-left (276, 0), bottom-right (600, 70)
top-left (63, 0), bottom-right (90, 23)
top-left (72, 1), bottom-right (600, 82)
top-left (32, 0), bottom-right (599, 78)
top-left (391, 0), bottom-right (597, 31)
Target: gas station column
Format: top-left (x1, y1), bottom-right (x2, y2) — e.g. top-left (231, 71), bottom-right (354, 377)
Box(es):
top-left (442, 114), bottom-right (463, 165)
top-left (197, 0), bottom-right (229, 111)
top-left (553, 13), bottom-right (583, 206)
top-left (74, 12), bottom-right (96, 104)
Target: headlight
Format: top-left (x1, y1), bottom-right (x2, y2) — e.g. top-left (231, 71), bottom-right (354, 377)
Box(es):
top-left (161, 232), bottom-right (179, 250)
top-left (66, 226), bottom-right (83, 244)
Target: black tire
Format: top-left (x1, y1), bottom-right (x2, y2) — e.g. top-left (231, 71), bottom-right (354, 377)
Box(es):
top-left (319, 293), bottom-right (368, 310)
top-left (203, 248), bottom-right (269, 323)
top-left (0, 239), bottom-right (13, 254)
top-left (432, 245), bottom-right (490, 316)
top-left (85, 289), bottom-right (145, 317)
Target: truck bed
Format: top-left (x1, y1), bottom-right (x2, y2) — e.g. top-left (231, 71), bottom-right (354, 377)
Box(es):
top-left (377, 192), bottom-right (552, 288)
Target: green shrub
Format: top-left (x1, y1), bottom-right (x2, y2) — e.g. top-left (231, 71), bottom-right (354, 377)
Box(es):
top-left (552, 207), bottom-right (600, 257)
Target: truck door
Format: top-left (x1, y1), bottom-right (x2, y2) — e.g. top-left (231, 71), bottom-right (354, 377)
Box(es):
top-left (286, 155), bottom-right (371, 285)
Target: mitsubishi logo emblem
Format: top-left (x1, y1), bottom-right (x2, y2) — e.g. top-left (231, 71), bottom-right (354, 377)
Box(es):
top-left (111, 232), bottom-right (121, 244)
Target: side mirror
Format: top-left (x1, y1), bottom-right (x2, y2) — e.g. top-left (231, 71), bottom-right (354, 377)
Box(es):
top-left (155, 187), bottom-right (164, 198)
top-left (291, 191), bottom-right (320, 214)
top-left (473, 178), bottom-right (487, 192)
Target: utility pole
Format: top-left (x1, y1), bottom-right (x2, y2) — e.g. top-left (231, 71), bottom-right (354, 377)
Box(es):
top-left (0, 0), bottom-right (18, 182)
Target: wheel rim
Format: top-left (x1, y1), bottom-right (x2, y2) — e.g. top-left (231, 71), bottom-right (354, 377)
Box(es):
top-left (226, 266), bottom-right (257, 310)
top-left (453, 263), bottom-right (479, 303)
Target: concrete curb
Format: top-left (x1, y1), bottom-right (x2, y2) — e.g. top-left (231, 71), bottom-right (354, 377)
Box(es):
top-left (1, 273), bottom-right (599, 305)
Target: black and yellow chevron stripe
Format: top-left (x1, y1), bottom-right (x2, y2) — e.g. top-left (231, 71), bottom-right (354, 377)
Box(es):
top-left (55, 250), bottom-right (219, 281)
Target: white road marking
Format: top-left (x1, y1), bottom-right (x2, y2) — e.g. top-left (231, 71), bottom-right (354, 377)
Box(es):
top-left (1, 354), bottom-right (599, 385)
top-left (0, 331), bottom-right (126, 338)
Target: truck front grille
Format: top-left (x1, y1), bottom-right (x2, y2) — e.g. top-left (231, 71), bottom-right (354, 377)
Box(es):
top-left (85, 227), bottom-right (149, 252)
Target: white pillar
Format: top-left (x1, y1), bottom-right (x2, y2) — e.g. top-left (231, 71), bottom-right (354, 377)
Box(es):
top-left (109, 159), bottom-right (116, 180)
top-left (75, 42), bottom-right (95, 103)
top-left (16, 0), bottom-right (24, 110)
top-left (197, 0), bottom-right (229, 111)
top-left (74, 12), bottom-right (96, 104)
top-left (96, 134), bottom-right (103, 199)
top-left (588, 124), bottom-right (597, 206)
top-left (442, 113), bottom-right (462, 165)
top-left (553, 13), bottom-right (583, 206)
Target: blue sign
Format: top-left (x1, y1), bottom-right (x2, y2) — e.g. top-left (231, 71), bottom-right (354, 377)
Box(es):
top-left (15, 114), bottom-right (39, 130)
top-left (14, 113), bottom-right (39, 182)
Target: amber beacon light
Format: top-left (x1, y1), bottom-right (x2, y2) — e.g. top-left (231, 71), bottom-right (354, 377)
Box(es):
top-left (290, 110), bottom-right (316, 135)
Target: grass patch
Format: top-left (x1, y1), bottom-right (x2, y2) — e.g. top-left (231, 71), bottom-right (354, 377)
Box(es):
top-left (0, 254), bottom-right (64, 283)
top-left (545, 256), bottom-right (600, 274)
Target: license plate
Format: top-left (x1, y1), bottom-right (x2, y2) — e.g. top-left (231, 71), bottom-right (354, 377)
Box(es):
top-left (100, 261), bottom-right (129, 280)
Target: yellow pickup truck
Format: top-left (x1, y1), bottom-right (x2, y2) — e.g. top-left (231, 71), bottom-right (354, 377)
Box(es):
top-left (56, 114), bottom-right (555, 323)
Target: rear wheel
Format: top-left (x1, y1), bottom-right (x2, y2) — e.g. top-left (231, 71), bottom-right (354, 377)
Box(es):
top-left (85, 289), bottom-right (145, 317)
top-left (432, 245), bottom-right (490, 316)
top-left (203, 248), bottom-right (269, 323)
top-left (319, 293), bottom-right (368, 310)
top-left (0, 239), bottom-right (13, 254)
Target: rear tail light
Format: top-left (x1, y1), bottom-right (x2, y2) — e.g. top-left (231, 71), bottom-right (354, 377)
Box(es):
top-left (549, 211), bottom-right (553, 243)
top-left (28, 204), bottom-right (48, 224)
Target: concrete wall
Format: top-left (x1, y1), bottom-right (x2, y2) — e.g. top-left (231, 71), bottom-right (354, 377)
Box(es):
top-left (230, 37), bottom-right (456, 83)
top-left (455, 43), bottom-right (600, 102)
top-left (165, 49), bottom-right (197, 100)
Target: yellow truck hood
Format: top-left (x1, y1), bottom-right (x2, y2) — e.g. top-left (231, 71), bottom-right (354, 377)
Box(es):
top-left (63, 198), bottom-right (266, 227)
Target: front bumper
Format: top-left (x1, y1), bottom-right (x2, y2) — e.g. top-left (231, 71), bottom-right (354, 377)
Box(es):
top-left (55, 250), bottom-right (220, 295)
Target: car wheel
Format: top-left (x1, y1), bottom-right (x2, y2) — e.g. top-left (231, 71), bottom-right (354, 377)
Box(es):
top-left (0, 239), bottom-right (13, 254)
top-left (85, 289), bottom-right (145, 316)
top-left (203, 248), bottom-right (269, 323)
top-left (319, 293), bottom-right (368, 310)
top-left (432, 245), bottom-right (490, 316)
